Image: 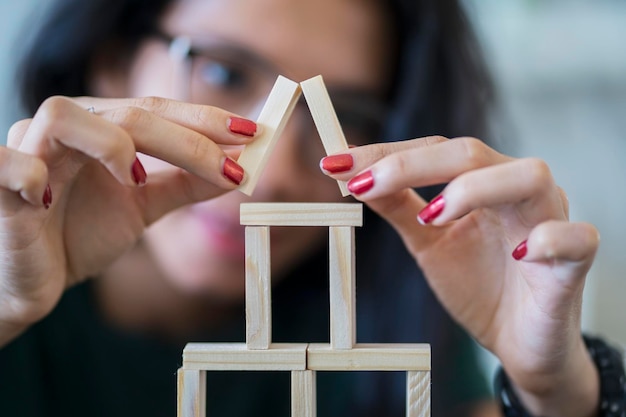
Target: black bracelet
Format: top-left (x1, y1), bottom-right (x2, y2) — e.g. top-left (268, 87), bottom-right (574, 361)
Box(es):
top-left (495, 335), bottom-right (626, 417)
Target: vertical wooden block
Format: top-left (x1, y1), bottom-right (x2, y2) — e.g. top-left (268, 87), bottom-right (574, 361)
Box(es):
top-left (300, 75), bottom-right (351, 197)
top-left (328, 226), bottom-right (356, 349)
top-left (291, 370), bottom-right (317, 417)
top-left (245, 226), bottom-right (272, 349)
top-left (406, 371), bottom-right (431, 417)
top-left (237, 76), bottom-right (301, 195)
top-left (177, 369), bottom-right (206, 417)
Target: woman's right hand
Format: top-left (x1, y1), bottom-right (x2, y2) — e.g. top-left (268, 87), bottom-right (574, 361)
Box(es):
top-left (0, 96), bottom-right (257, 343)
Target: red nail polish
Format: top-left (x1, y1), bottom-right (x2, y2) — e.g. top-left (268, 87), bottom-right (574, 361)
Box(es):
top-left (42, 184), bottom-right (52, 209)
top-left (347, 170), bottom-right (374, 195)
top-left (223, 158), bottom-right (244, 185)
top-left (321, 154), bottom-right (353, 173)
top-left (512, 240), bottom-right (528, 260)
top-left (417, 195), bottom-right (445, 225)
top-left (228, 117), bottom-right (257, 137)
top-left (131, 158), bottom-right (147, 186)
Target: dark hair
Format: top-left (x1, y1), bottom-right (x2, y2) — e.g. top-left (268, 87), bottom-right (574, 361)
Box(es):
top-left (18, 0), bottom-right (494, 143)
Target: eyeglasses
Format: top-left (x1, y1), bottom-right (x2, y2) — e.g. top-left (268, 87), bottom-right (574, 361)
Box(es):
top-left (156, 31), bottom-right (389, 173)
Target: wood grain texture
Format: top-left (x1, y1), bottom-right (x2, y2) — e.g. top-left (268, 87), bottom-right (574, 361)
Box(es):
top-left (182, 343), bottom-right (308, 370)
top-left (307, 343), bottom-right (431, 371)
top-left (291, 371), bottom-right (317, 417)
top-left (245, 226), bottom-right (271, 349)
top-left (406, 371), bottom-right (431, 417)
top-left (240, 203), bottom-right (362, 226)
top-left (237, 75), bottom-right (301, 195)
top-left (177, 368), bottom-right (206, 417)
top-left (329, 226), bottom-right (355, 349)
top-left (300, 75), bottom-right (351, 196)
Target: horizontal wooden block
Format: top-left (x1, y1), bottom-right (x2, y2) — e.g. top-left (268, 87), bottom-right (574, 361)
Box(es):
top-left (183, 343), bottom-right (308, 371)
top-left (240, 203), bottom-right (362, 226)
top-left (307, 344), bottom-right (431, 371)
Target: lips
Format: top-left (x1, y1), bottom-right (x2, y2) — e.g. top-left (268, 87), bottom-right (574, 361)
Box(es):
top-left (190, 208), bottom-right (246, 259)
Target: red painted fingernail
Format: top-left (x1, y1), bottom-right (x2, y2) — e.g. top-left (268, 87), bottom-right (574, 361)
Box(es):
top-left (42, 184), bottom-right (52, 209)
top-left (512, 240), bottom-right (528, 260)
top-left (347, 170), bottom-right (374, 195)
top-left (321, 154), bottom-right (353, 173)
top-left (417, 195), bottom-right (445, 225)
top-left (228, 117), bottom-right (257, 137)
top-left (223, 158), bottom-right (244, 185)
top-left (131, 158), bottom-right (147, 186)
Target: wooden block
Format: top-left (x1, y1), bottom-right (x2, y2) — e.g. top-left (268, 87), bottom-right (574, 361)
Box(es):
top-left (307, 344), bottom-right (431, 371)
top-left (291, 371), bottom-right (317, 417)
top-left (329, 226), bottom-right (355, 349)
top-left (237, 75), bottom-right (301, 195)
top-left (240, 203), bottom-right (362, 227)
top-left (406, 371), bottom-right (431, 417)
top-left (177, 368), bottom-right (206, 417)
top-left (300, 75), bottom-right (351, 196)
top-left (245, 226), bottom-right (271, 349)
top-left (183, 343), bottom-right (308, 371)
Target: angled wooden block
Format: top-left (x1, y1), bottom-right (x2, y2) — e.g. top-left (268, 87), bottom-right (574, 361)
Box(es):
top-left (300, 75), bottom-right (351, 197)
top-left (407, 371), bottom-right (431, 417)
top-left (307, 343), bottom-right (431, 371)
top-left (177, 368), bottom-right (206, 417)
top-left (291, 370), bottom-right (317, 417)
top-left (329, 226), bottom-right (355, 349)
top-left (237, 75), bottom-right (301, 195)
top-left (183, 343), bottom-right (308, 371)
top-left (240, 203), bottom-right (362, 227)
top-left (245, 226), bottom-right (271, 349)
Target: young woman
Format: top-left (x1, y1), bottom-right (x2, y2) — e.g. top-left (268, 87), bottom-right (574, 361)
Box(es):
top-left (0, 0), bottom-right (607, 416)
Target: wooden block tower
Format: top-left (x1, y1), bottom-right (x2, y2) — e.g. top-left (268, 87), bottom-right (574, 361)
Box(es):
top-left (176, 76), bottom-right (432, 417)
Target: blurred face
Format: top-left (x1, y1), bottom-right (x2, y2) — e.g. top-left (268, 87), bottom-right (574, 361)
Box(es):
top-left (114, 0), bottom-right (393, 298)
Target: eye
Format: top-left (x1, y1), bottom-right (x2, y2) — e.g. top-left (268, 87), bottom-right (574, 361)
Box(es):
top-left (196, 59), bottom-right (249, 91)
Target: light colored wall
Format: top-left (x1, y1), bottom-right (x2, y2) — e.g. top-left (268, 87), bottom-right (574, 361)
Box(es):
top-left (0, 0), bottom-right (43, 135)
top-left (464, 0), bottom-right (626, 350)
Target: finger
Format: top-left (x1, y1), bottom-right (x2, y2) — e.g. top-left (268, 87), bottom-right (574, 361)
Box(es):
top-left (137, 168), bottom-right (229, 225)
top-left (0, 147), bottom-right (49, 209)
top-left (427, 158), bottom-right (565, 226)
top-left (72, 96), bottom-right (260, 144)
top-left (102, 106), bottom-right (245, 189)
top-left (332, 137), bottom-right (512, 198)
top-left (320, 135), bottom-right (449, 178)
top-left (516, 221), bottom-right (600, 267)
top-left (19, 96), bottom-right (139, 186)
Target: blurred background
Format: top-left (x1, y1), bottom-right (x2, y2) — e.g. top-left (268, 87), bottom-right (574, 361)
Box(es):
top-left (1, 0), bottom-right (625, 378)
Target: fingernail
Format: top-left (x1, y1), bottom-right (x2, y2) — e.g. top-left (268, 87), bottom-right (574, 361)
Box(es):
top-left (131, 158), bottom-right (147, 186)
top-left (512, 240), bottom-right (528, 260)
top-left (321, 154), bottom-right (353, 173)
top-left (347, 170), bottom-right (374, 195)
top-left (228, 117), bottom-right (257, 137)
top-left (42, 184), bottom-right (52, 209)
top-left (223, 158), bottom-right (244, 185)
top-left (417, 195), bottom-right (445, 225)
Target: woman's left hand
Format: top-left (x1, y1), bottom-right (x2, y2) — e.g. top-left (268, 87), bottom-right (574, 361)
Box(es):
top-left (321, 136), bottom-right (600, 417)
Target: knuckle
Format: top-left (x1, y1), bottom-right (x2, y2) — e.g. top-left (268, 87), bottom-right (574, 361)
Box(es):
top-left (110, 106), bottom-right (149, 130)
top-left (36, 96), bottom-right (75, 129)
top-left (423, 135), bottom-right (449, 146)
top-left (457, 137), bottom-right (489, 168)
top-left (523, 158), bottom-right (553, 189)
top-left (134, 96), bottom-right (168, 113)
